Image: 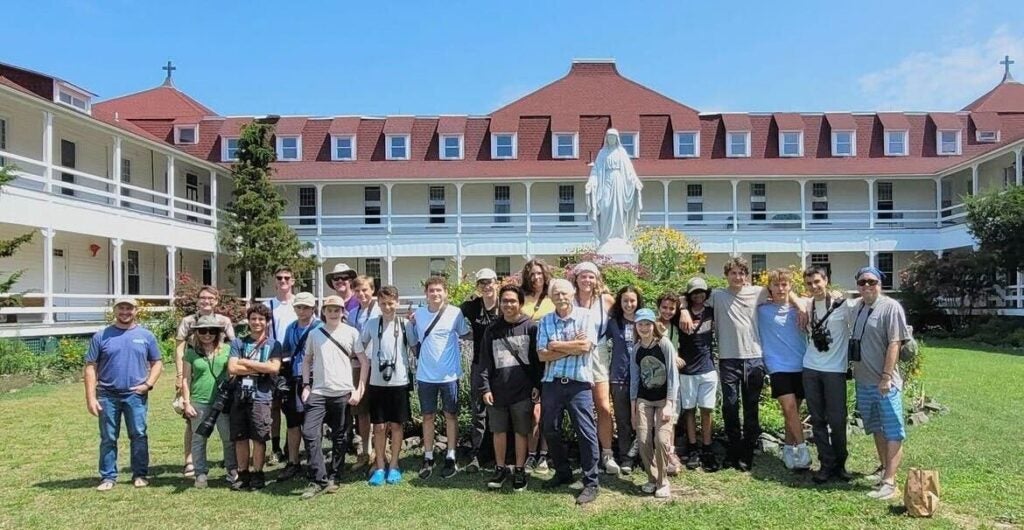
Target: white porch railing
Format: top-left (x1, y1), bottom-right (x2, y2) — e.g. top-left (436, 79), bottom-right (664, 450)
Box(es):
top-left (0, 293), bottom-right (174, 325)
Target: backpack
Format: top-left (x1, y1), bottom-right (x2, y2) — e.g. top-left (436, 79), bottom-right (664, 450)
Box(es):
top-left (899, 325), bottom-right (918, 363)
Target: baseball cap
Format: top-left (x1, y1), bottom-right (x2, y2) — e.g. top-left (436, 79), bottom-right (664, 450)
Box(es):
top-left (293, 292), bottom-right (316, 307)
top-left (635, 308), bottom-right (657, 323)
top-left (475, 268), bottom-right (498, 282)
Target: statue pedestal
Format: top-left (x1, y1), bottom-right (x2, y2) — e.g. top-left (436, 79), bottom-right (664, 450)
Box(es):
top-left (597, 238), bottom-right (638, 265)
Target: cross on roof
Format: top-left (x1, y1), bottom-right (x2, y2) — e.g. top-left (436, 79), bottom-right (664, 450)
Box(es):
top-left (161, 60), bottom-right (176, 87)
top-left (1001, 55), bottom-right (1015, 82)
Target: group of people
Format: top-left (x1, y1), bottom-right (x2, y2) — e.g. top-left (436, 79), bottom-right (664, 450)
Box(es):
top-left (83, 256), bottom-right (911, 503)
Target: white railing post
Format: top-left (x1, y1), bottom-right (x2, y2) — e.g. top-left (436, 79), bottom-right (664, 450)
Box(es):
top-left (386, 242), bottom-right (395, 286)
top-left (245, 270), bottom-right (253, 301)
top-left (386, 183), bottom-right (394, 234)
top-left (866, 178), bottom-right (876, 229)
top-left (315, 183), bottom-right (324, 236)
top-left (166, 155), bottom-right (176, 220)
top-left (112, 238), bottom-right (123, 297)
top-left (934, 177), bottom-right (943, 227)
top-left (211, 251), bottom-right (218, 287)
top-left (41, 228), bottom-right (54, 324)
top-left (316, 240), bottom-right (325, 303)
top-left (798, 179), bottom-right (807, 230)
top-left (730, 179), bottom-right (739, 233)
top-left (524, 181), bottom-right (533, 235)
top-left (662, 180), bottom-right (670, 228)
top-left (210, 170), bottom-right (218, 228)
top-left (166, 246), bottom-right (177, 301)
top-left (456, 182), bottom-right (463, 235)
top-left (42, 111), bottom-right (53, 193)
top-left (113, 137), bottom-right (123, 206)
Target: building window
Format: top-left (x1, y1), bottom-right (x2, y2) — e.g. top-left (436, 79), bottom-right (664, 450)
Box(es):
top-left (937, 130), bottom-right (960, 155)
top-left (429, 185), bottom-right (446, 224)
top-left (884, 130), bottom-right (907, 156)
top-left (780, 131), bottom-right (803, 157)
top-left (57, 87), bottom-right (90, 112)
top-left (0, 117), bottom-right (7, 166)
top-left (277, 136), bottom-right (301, 161)
top-left (59, 139), bottom-right (75, 196)
top-left (811, 182), bottom-right (828, 221)
top-left (364, 186), bottom-right (381, 225)
top-left (387, 135), bottom-right (409, 160)
top-left (832, 130), bottom-right (855, 157)
top-left (495, 257), bottom-right (511, 279)
top-left (492, 134), bottom-right (517, 159)
top-left (674, 131), bottom-right (699, 158)
top-left (440, 134), bottom-right (463, 160)
top-left (175, 125), bottom-right (198, 145)
top-left (751, 254), bottom-right (767, 276)
top-left (185, 173), bottom-right (200, 222)
top-left (364, 258), bottom-right (382, 291)
top-left (298, 186), bottom-right (316, 225)
top-left (558, 184), bottom-right (575, 223)
top-left (553, 133), bottom-right (578, 159)
top-left (222, 137), bottom-right (239, 161)
top-left (750, 182), bottom-right (766, 221)
top-left (877, 181), bottom-right (894, 220)
top-left (809, 253), bottom-right (831, 278)
top-left (1005, 166), bottom-right (1017, 189)
top-left (619, 132), bottom-right (638, 158)
top-left (202, 257), bottom-right (212, 286)
top-left (126, 249), bottom-right (140, 295)
top-left (686, 184), bottom-right (703, 222)
top-left (976, 130), bottom-right (999, 143)
top-left (429, 257), bottom-right (447, 278)
top-left (877, 253), bottom-right (894, 290)
top-left (494, 185), bottom-right (510, 224)
top-left (333, 135), bottom-right (355, 161)
top-left (727, 132), bottom-right (750, 157)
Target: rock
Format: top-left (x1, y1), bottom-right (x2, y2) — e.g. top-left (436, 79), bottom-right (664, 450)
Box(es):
top-left (758, 432), bottom-right (782, 453)
top-left (403, 436), bottom-right (422, 450)
top-left (908, 412), bottom-right (930, 426)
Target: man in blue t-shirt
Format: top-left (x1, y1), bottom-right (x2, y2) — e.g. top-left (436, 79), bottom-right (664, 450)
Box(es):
top-left (84, 297), bottom-right (163, 492)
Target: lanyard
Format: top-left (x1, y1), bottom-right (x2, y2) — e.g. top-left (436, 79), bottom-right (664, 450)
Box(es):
top-left (853, 303), bottom-right (875, 341)
top-left (377, 316), bottom-right (402, 364)
top-left (355, 300), bottom-right (377, 327)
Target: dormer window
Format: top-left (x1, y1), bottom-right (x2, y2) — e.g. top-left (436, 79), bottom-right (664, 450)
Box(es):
top-left (831, 130), bottom-right (856, 157)
top-left (619, 132), bottom-right (639, 158)
top-left (937, 130), bottom-right (961, 156)
top-left (56, 84), bottom-right (91, 113)
top-left (386, 134), bottom-right (410, 160)
top-left (884, 130), bottom-right (908, 156)
top-left (175, 125), bottom-right (198, 145)
top-left (276, 135), bottom-right (301, 161)
top-left (976, 130), bottom-right (999, 143)
top-left (674, 131), bottom-right (699, 158)
top-left (779, 131), bottom-right (803, 157)
top-left (222, 137), bottom-right (239, 161)
top-left (727, 131), bottom-right (750, 157)
top-left (553, 133), bottom-right (578, 159)
top-left (332, 135), bottom-right (356, 161)
top-left (440, 134), bottom-right (463, 160)
top-left (492, 133), bottom-right (517, 159)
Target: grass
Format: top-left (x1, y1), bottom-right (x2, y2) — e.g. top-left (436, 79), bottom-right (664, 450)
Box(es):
top-left (0, 341), bottom-right (1021, 529)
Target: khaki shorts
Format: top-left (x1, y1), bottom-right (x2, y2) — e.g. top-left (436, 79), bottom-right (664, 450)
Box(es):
top-left (591, 340), bottom-right (611, 383)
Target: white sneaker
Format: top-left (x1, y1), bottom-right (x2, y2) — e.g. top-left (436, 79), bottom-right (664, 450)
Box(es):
top-left (654, 484), bottom-right (672, 499)
top-left (865, 465), bottom-right (885, 484)
top-left (641, 480), bottom-right (658, 494)
top-left (867, 480), bottom-right (900, 500)
top-left (782, 445), bottom-right (796, 470)
top-left (601, 453), bottom-right (620, 475)
top-left (794, 443), bottom-right (812, 470)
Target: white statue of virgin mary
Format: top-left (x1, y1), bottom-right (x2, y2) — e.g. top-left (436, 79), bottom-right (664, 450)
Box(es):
top-left (586, 128), bottom-right (643, 255)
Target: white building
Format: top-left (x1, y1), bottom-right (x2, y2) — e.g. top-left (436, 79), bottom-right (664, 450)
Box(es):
top-left (2, 59), bottom-right (1023, 337)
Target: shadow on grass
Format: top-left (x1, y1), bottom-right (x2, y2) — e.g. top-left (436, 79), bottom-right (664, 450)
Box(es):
top-left (748, 453), bottom-right (869, 493)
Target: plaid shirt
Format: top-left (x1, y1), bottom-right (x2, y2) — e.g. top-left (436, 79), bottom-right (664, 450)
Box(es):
top-left (537, 306), bottom-right (598, 384)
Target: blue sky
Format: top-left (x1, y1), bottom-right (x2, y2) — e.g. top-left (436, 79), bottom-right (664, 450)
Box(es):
top-left (4, 1), bottom-right (1023, 116)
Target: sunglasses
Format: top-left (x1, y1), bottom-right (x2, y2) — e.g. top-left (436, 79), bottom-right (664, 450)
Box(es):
top-left (477, 279), bottom-right (495, 286)
top-left (857, 279), bottom-right (880, 287)
top-left (195, 328), bottom-right (219, 336)
top-left (276, 275), bottom-right (293, 281)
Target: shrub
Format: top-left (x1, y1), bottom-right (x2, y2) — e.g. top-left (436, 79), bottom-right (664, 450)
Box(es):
top-left (172, 272), bottom-right (246, 334)
top-left (53, 337), bottom-right (88, 373)
top-left (0, 339), bottom-right (41, 375)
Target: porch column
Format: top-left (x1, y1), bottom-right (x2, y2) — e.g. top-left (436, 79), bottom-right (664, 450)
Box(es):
top-left (245, 270), bottom-right (253, 302)
top-left (385, 183), bottom-right (394, 234)
top-left (524, 181), bottom-right (533, 235)
top-left (798, 179), bottom-right (807, 230)
top-left (41, 228), bottom-right (55, 324)
top-left (799, 239), bottom-right (808, 267)
top-left (455, 182), bottom-right (463, 235)
top-left (730, 179), bottom-right (739, 233)
top-left (315, 184), bottom-right (324, 236)
top-left (661, 180), bottom-right (670, 228)
top-left (113, 137), bottom-right (123, 205)
top-left (386, 242), bottom-right (395, 286)
top-left (166, 246), bottom-right (177, 301)
top-left (971, 164), bottom-right (979, 195)
top-left (42, 111), bottom-right (53, 193)
top-left (210, 170), bottom-right (218, 227)
top-left (112, 238), bottom-right (123, 297)
top-left (166, 155), bottom-right (176, 220)
top-left (316, 240), bottom-right (324, 304)
top-left (1016, 147), bottom-right (1023, 186)
top-left (866, 178), bottom-right (876, 229)
top-left (210, 251), bottom-right (218, 287)
top-left (934, 178), bottom-right (943, 227)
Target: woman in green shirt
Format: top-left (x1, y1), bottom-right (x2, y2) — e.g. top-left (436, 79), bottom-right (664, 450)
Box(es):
top-left (181, 315), bottom-right (236, 488)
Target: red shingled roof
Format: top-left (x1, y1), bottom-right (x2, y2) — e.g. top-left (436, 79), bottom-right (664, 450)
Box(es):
top-left (929, 112), bottom-right (963, 130)
top-left (773, 113), bottom-right (805, 131)
top-left (825, 113), bottom-right (858, 131)
top-left (963, 80), bottom-right (1024, 112)
top-left (382, 117), bottom-right (415, 135)
top-left (721, 114), bottom-right (753, 131)
top-left (878, 113), bottom-right (911, 130)
top-left (436, 116), bottom-right (467, 135)
top-left (273, 117), bottom-right (307, 135)
top-left (328, 117), bottom-right (361, 135)
top-left (95, 85), bottom-right (215, 120)
top-left (970, 112), bottom-right (1001, 133)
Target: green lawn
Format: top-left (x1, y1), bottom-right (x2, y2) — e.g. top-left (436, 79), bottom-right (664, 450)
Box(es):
top-left (1, 342), bottom-right (1021, 529)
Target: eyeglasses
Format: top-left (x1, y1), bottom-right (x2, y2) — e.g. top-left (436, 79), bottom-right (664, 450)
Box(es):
top-left (857, 279), bottom-right (880, 287)
top-left (195, 328), bottom-right (219, 336)
top-left (477, 280), bottom-right (495, 286)
top-left (198, 296), bottom-right (217, 301)
top-left (276, 275), bottom-right (293, 281)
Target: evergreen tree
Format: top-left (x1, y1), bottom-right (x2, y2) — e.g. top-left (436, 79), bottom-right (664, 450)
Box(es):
top-left (0, 165), bottom-right (34, 307)
top-left (218, 122), bottom-right (315, 299)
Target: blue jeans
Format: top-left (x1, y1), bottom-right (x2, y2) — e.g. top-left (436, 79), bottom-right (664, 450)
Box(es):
top-left (541, 380), bottom-right (600, 488)
top-left (97, 390), bottom-right (150, 480)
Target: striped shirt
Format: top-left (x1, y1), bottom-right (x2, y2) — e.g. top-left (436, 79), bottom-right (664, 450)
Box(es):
top-left (537, 306), bottom-right (598, 383)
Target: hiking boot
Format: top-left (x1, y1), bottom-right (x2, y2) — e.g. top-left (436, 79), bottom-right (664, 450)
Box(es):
top-left (542, 472), bottom-right (574, 490)
top-left (867, 480), bottom-right (900, 500)
top-left (231, 471), bottom-right (250, 491)
top-left (575, 485), bottom-right (599, 505)
top-left (250, 471), bottom-right (266, 490)
top-left (686, 450), bottom-right (701, 470)
top-left (194, 474), bottom-right (208, 489)
top-left (601, 452), bottom-right (620, 475)
top-left (441, 457), bottom-right (458, 479)
top-left (300, 482), bottom-right (324, 500)
top-left (701, 450), bottom-right (720, 473)
top-left (466, 456), bottom-right (481, 473)
top-left (535, 455), bottom-right (550, 474)
top-left (512, 467), bottom-right (528, 492)
top-left (487, 466), bottom-right (509, 490)
top-left (418, 458), bottom-right (435, 479)
top-left (278, 463), bottom-right (301, 482)
top-left (812, 467), bottom-right (833, 484)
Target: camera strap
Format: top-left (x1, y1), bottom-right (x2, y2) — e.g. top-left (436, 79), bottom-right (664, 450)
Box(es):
top-left (421, 304), bottom-right (447, 341)
top-left (811, 296), bottom-right (843, 333)
top-left (377, 316), bottom-right (406, 365)
top-left (852, 303), bottom-right (875, 342)
top-left (319, 327), bottom-right (355, 359)
top-left (498, 331), bottom-right (531, 370)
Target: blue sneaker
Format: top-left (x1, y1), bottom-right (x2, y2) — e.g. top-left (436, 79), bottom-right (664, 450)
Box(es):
top-left (368, 469), bottom-right (386, 487)
top-left (386, 468), bottom-right (402, 485)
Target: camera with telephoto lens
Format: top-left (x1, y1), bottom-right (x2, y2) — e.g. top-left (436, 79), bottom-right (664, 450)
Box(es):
top-left (196, 377), bottom-right (235, 438)
top-left (847, 339), bottom-right (862, 362)
top-left (811, 326), bottom-right (833, 352)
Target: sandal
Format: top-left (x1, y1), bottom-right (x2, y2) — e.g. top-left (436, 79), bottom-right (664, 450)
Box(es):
top-left (183, 464), bottom-right (195, 478)
top-left (96, 480), bottom-right (115, 492)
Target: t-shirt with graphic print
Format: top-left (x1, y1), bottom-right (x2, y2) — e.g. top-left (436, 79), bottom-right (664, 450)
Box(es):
top-left (479, 315), bottom-right (540, 407)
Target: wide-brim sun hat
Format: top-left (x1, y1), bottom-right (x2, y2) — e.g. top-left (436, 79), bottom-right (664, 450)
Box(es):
top-left (324, 263), bottom-right (357, 286)
top-left (192, 314), bottom-right (225, 330)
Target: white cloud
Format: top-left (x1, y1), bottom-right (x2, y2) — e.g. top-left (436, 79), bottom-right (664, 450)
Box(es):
top-left (858, 26), bottom-right (1024, 111)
